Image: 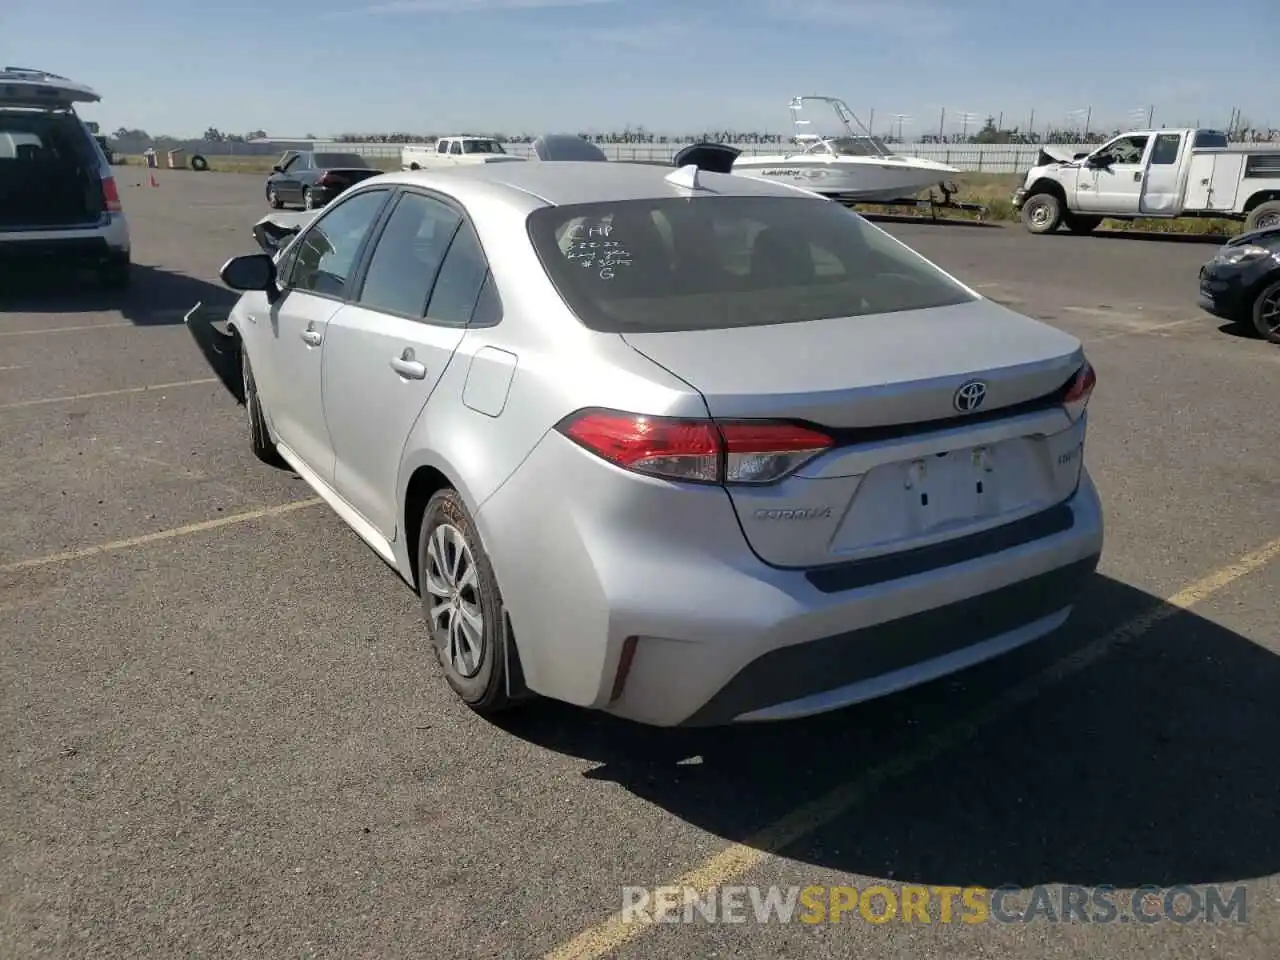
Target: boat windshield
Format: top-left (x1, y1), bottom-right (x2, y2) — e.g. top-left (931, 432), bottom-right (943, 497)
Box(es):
top-left (828, 137), bottom-right (893, 157)
top-left (800, 136), bottom-right (893, 158)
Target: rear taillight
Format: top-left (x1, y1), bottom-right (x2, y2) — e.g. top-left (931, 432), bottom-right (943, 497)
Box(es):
top-left (102, 175), bottom-right (121, 213)
top-left (556, 409), bottom-right (833, 485)
top-left (1062, 360), bottom-right (1096, 423)
top-left (316, 171), bottom-right (339, 187)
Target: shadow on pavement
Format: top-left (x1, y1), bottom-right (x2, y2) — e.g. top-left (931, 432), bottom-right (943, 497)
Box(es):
top-left (0, 263), bottom-right (237, 326)
top-left (497, 574), bottom-right (1279, 889)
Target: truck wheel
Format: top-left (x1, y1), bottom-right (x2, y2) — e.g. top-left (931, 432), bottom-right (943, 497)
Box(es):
top-left (1021, 194), bottom-right (1063, 234)
top-left (1253, 279), bottom-right (1280, 344)
top-left (1245, 200), bottom-right (1280, 232)
top-left (1064, 214), bottom-right (1102, 234)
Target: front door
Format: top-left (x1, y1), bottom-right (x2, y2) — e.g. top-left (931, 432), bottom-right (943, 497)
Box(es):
top-left (1088, 133), bottom-right (1151, 215)
top-left (323, 191), bottom-right (494, 539)
top-left (265, 187), bottom-right (392, 479)
top-left (1139, 132), bottom-right (1183, 214)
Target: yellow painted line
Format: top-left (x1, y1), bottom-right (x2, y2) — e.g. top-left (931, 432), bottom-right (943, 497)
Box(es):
top-left (0, 322), bottom-right (133, 337)
top-left (544, 535), bottom-right (1280, 960)
top-left (0, 378), bottom-right (219, 410)
top-left (0, 498), bottom-right (323, 574)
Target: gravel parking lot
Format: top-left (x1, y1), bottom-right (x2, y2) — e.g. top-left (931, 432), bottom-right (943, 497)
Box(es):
top-left (2, 168), bottom-right (1277, 960)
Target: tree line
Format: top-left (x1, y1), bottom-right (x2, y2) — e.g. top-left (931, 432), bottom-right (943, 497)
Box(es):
top-left (109, 116), bottom-right (1280, 148)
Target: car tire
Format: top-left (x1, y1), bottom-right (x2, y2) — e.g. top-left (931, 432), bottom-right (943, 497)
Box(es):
top-left (266, 185), bottom-right (283, 210)
top-left (302, 187), bottom-right (316, 210)
top-left (1064, 214), bottom-right (1102, 234)
top-left (98, 258), bottom-right (131, 290)
top-left (240, 348), bottom-right (280, 464)
top-left (1252, 279), bottom-right (1280, 344)
top-left (1245, 200), bottom-right (1280, 233)
top-left (418, 489), bottom-right (514, 716)
top-left (1021, 193), bottom-right (1063, 234)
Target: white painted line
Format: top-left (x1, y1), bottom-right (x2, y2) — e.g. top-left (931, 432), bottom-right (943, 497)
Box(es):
top-left (0, 378), bottom-right (220, 411)
top-left (0, 498), bottom-right (324, 574)
top-left (0, 322), bottom-right (133, 337)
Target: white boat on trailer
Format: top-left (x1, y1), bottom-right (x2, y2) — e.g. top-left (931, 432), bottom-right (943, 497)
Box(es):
top-left (729, 96), bottom-right (962, 203)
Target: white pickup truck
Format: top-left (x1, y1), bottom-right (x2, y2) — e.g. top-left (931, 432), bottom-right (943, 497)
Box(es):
top-left (1012, 128), bottom-right (1280, 235)
top-left (400, 136), bottom-right (525, 171)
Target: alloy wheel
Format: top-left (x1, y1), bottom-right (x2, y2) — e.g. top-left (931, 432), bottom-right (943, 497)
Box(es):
top-left (424, 523), bottom-right (485, 678)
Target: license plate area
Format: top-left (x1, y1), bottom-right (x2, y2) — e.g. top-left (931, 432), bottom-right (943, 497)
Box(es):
top-left (829, 435), bottom-right (1065, 558)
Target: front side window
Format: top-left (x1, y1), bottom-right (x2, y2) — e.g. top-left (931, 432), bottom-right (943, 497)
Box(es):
top-left (286, 189), bottom-right (388, 297)
top-left (526, 196), bottom-right (975, 334)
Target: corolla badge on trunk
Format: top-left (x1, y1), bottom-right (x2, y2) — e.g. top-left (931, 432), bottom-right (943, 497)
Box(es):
top-left (953, 379), bottom-right (988, 413)
top-left (753, 507), bottom-right (833, 521)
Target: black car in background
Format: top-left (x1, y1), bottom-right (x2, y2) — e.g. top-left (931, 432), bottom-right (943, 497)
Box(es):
top-left (1198, 225), bottom-right (1280, 344)
top-left (264, 150), bottom-right (382, 211)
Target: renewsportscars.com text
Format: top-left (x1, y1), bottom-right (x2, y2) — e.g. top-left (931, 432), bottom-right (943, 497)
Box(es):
top-left (622, 883), bottom-right (1249, 925)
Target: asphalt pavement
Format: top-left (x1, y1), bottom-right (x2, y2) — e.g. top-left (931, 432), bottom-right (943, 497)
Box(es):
top-left (2, 168), bottom-right (1277, 960)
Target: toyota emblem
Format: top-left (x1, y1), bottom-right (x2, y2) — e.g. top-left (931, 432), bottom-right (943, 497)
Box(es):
top-left (953, 380), bottom-right (988, 413)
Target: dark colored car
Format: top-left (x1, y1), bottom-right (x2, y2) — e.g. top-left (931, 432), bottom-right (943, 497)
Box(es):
top-left (1197, 225), bottom-right (1280, 344)
top-left (264, 150), bottom-right (382, 211)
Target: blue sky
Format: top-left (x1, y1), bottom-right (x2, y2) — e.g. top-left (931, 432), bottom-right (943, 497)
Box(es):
top-left (3, 0), bottom-right (1275, 138)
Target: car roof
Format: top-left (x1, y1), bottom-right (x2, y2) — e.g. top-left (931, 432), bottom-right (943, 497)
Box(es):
top-left (0, 67), bottom-right (100, 109)
top-left (378, 160), bottom-right (823, 207)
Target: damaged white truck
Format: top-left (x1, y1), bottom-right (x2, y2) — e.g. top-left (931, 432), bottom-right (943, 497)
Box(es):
top-left (1013, 128), bottom-right (1280, 235)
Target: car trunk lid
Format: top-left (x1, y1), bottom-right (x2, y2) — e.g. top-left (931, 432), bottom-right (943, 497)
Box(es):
top-left (622, 298), bottom-right (1090, 568)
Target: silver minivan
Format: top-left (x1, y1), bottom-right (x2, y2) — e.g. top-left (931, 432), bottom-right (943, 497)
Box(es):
top-left (0, 66), bottom-right (130, 287)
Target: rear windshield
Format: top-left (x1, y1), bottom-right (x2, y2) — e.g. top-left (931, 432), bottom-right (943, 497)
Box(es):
top-left (313, 152), bottom-right (369, 168)
top-left (0, 112), bottom-right (91, 163)
top-left (526, 196), bottom-right (976, 333)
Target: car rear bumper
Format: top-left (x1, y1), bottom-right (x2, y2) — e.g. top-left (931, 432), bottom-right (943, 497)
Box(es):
top-left (476, 431), bottom-right (1105, 728)
top-left (0, 216), bottom-right (130, 266)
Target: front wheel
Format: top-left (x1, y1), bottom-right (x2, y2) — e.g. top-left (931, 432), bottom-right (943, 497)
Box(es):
top-left (266, 184), bottom-right (283, 209)
top-left (1021, 193), bottom-right (1063, 234)
top-left (1253, 279), bottom-right (1280, 344)
top-left (241, 348), bottom-right (280, 464)
top-left (418, 489), bottom-right (514, 716)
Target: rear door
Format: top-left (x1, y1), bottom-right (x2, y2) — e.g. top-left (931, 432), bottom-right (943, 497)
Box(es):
top-left (322, 189), bottom-right (489, 539)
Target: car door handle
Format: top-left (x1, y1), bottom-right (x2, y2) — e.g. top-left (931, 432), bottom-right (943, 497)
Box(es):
top-left (390, 356), bottom-right (427, 380)
top-left (300, 328), bottom-right (322, 346)
top-left (1133, 172), bottom-right (1142, 182)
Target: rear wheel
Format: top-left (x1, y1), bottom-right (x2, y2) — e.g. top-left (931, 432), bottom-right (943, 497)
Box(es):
top-left (418, 489), bottom-right (514, 716)
top-left (1021, 193), bottom-right (1063, 234)
top-left (302, 187), bottom-right (316, 210)
top-left (1253, 279), bottom-right (1280, 344)
top-left (1245, 200), bottom-right (1280, 233)
top-left (1064, 214), bottom-right (1102, 234)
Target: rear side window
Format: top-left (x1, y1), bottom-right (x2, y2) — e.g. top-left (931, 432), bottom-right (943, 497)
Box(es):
top-left (526, 196), bottom-right (975, 333)
top-left (426, 222), bottom-right (490, 324)
top-left (313, 152), bottom-right (369, 168)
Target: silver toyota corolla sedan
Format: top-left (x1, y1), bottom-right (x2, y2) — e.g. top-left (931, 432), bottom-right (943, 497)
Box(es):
top-left (215, 160), bottom-right (1103, 728)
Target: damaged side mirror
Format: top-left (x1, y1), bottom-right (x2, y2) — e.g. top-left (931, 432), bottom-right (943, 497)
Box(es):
top-left (220, 253), bottom-right (280, 301)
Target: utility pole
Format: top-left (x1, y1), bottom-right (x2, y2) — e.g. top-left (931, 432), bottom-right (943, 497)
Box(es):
top-left (938, 107), bottom-right (945, 141)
